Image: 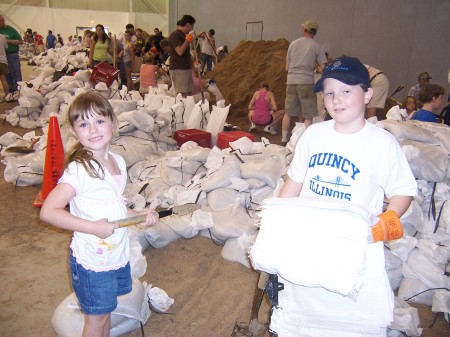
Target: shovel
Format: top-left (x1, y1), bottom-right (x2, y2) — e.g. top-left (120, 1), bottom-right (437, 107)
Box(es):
top-left (232, 272), bottom-right (269, 337)
top-left (3, 138), bottom-right (40, 154)
top-left (110, 203), bottom-right (201, 227)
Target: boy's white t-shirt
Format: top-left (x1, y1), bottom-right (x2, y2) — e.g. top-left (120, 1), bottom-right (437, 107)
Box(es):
top-left (288, 120), bottom-right (417, 215)
top-left (59, 152), bottom-right (130, 272)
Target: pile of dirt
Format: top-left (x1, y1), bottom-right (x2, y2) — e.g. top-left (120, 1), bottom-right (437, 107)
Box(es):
top-left (209, 39), bottom-right (289, 123)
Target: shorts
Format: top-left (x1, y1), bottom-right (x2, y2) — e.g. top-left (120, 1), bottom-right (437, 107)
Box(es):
top-left (0, 63), bottom-right (9, 75)
top-left (170, 69), bottom-right (194, 94)
top-left (69, 250), bottom-right (132, 315)
top-left (368, 73), bottom-right (389, 109)
top-left (285, 84), bottom-right (318, 119)
top-left (251, 115), bottom-right (273, 126)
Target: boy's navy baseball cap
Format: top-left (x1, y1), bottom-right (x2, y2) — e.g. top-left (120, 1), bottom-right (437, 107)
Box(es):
top-left (313, 56), bottom-right (370, 93)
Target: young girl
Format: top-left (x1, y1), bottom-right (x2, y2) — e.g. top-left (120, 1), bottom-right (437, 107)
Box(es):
top-left (248, 81), bottom-right (284, 135)
top-left (40, 92), bottom-right (158, 337)
top-left (139, 52), bottom-right (161, 94)
top-left (403, 95), bottom-right (417, 120)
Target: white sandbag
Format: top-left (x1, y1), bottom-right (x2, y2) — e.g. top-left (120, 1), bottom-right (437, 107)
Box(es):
top-left (417, 239), bottom-right (449, 265)
top-left (161, 214), bottom-right (198, 238)
top-left (130, 237), bottom-right (147, 278)
top-left (207, 187), bottom-right (247, 211)
top-left (52, 278), bottom-right (150, 337)
top-left (432, 290), bottom-right (450, 316)
top-left (240, 156), bottom-right (283, 188)
top-left (201, 158), bottom-right (241, 192)
top-left (401, 140), bottom-right (448, 182)
top-left (250, 197), bottom-right (374, 298)
top-left (146, 284), bottom-right (174, 312)
top-left (402, 249), bottom-right (450, 290)
top-left (389, 297), bottom-right (423, 337)
top-left (209, 202), bottom-right (257, 241)
top-left (182, 96), bottom-right (196, 129)
top-left (117, 110), bottom-right (155, 133)
top-left (385, 105), bottom-right (408, 121)
top-left (389, 236), bottom-right (418, 262)
top-left (128, 156), bottom-right (163, 183)
top-left (384, 247), bottom-right (404, 291)
top-left (205, 104), bottom-right (230, 147)
top-left (221, 233), bottom-right (256, 268)
top-left (111, 136), bottom-right (158, 167)
top-left (178, 142), bottom-right (211, 162)
top-left (185, 100), bottom-right (209, 130)
top-left (159, 159), bottom-right (194, 186)
top-left (0, 131), bottom-right (22, 146)
top-left (398, 277), bottom-right (435, 306)
top-left (286, 122), bottom-right (306, 152)
top-left (382, 120), bottom-right (440, 144)
top-left (109, 99), bottom-right (137, 115)
top-left (144, 221), bottom-right (181, 248)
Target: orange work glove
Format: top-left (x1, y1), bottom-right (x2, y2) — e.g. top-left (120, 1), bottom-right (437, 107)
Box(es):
top-left (185, 33), bottom-right (194, 43)
top-left (371, 210), bottom-right (403, 242)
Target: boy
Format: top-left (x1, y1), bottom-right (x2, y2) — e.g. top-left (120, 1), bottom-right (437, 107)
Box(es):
top-left (410, 83), bottom-right (445, 123)
top-left (271, 56), bottom-right (417, 336)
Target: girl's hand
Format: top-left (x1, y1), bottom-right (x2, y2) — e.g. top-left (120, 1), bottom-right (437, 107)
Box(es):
top-left (93, 218), bottom-right (119, 239)
top-left (137, 209), bottom-right (159, 228)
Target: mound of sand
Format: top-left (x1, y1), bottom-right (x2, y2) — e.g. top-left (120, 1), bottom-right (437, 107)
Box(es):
top-left (209, 38), bottom-right (289, 122)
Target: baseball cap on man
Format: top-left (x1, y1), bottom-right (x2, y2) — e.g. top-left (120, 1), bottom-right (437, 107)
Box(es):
top-left (418, 72), bottom-right (432, 80)
top-left (313, 56), bottom-right (370, 93)
top-left (302, 20), bottom-right (319, 34)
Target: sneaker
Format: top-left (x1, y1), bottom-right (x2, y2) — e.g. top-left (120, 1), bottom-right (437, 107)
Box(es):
top-left (12, 91), bottom-right (19, 100)
top-left (5, 93), bottom-right (13, 102)
top-left (281, 140), bottom-right (288, 147)
top-left (249, 122), bottom-right (256, 132)
top-left (264, 125), bottom-right (277, 135)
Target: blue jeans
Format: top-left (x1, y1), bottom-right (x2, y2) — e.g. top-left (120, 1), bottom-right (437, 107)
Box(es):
top-left (69, 250), bottom-right (132, 315)
top-left (201, 53), bottom-right (213, 72)
top-left (6, 53), bottom-right (22, 93)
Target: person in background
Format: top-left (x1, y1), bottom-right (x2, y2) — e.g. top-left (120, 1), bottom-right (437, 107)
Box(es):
top-left (89, 24), bottom-right (110, 67)
top-left (168, 14), bottom-right (197, 96)
top-left (402, 95), bottom-right (417, 119)
top-left (134, 28), bottom-right (145, 57)
top-left (408, 72), bottom-right (432, 104)
top-left (83, 30), bottom-right (92, 49)
top-left (281, 19), bottom-right (327, 145)
top-left (410, 83), bottom-right (444, 123)
top-left (248, 80), bottom-right (284, 135)
top-left (139, 52), bottom-right (161, 95)
top-left (216, 45), bottom-right (228, 62)
top-left (40, 92), bottom-right (158, 337)
top-left (198, 29), bottom-right (216, 74)
top-left (0, 15), bottom-right (23, 101)
top-left (0, 33), bottom-right (10, 101)
top-left (57, 33), bottom-right (64, 47)
top-left (271, 56), bottom-right (417, 337)
top-left (33, 31), bottom-right (45, 54)
top-left (46, 30), bottom-right (56, 49)
top-left (364, 64), bottom-right (389, 119)
top-left (153, 27), bottom-right (164, 53)
top-left (121, 29), bottom-right (135, 90)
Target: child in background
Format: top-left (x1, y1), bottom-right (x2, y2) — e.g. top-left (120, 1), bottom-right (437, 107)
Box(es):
top-left (270, 56), bottom-right (417, 336)
top-left (248, 81), bottom-right (284, 135)
top-left (139, 52), bottom-right (161, 94)
top-left (0, 33), bottom-right (10, 100)
top-left (40, 92), bottom-right (158, 337)
top-left (402, 95), bottom-right (417, 119)
top-left (410, 83), bottom-right (445, 123)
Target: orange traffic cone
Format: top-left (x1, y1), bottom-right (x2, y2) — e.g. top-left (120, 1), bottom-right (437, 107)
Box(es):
top-left (33, 116), bottom-right (64, 208)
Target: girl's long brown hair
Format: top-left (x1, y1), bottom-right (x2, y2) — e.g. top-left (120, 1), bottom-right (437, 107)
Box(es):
top-left (65, 92), bottom-right (115, 179)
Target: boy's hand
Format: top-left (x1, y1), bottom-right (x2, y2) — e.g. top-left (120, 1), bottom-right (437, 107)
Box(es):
top-left (93, 218), bottom-right (119, 239)
top-left (137, 209), bottom-right (159, 228)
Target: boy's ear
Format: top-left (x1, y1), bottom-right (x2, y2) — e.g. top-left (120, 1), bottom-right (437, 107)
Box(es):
top-left (364, 88), bottom-right (374, 105)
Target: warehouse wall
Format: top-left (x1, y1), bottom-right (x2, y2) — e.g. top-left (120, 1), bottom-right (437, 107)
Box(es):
top-left (169, 0), bottom-right (450, 105)
top-left (0, 4), bottom-right (168, 41)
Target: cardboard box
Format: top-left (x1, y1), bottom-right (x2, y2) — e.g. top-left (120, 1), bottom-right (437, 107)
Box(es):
top-left (217, 131), bottom-right (255, 149)
top-left (173, 129), bottom-right (211, 148)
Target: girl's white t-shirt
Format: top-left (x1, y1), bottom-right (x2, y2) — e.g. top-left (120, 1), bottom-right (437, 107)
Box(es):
top-left (59, 152), bottom-right (130, 271)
